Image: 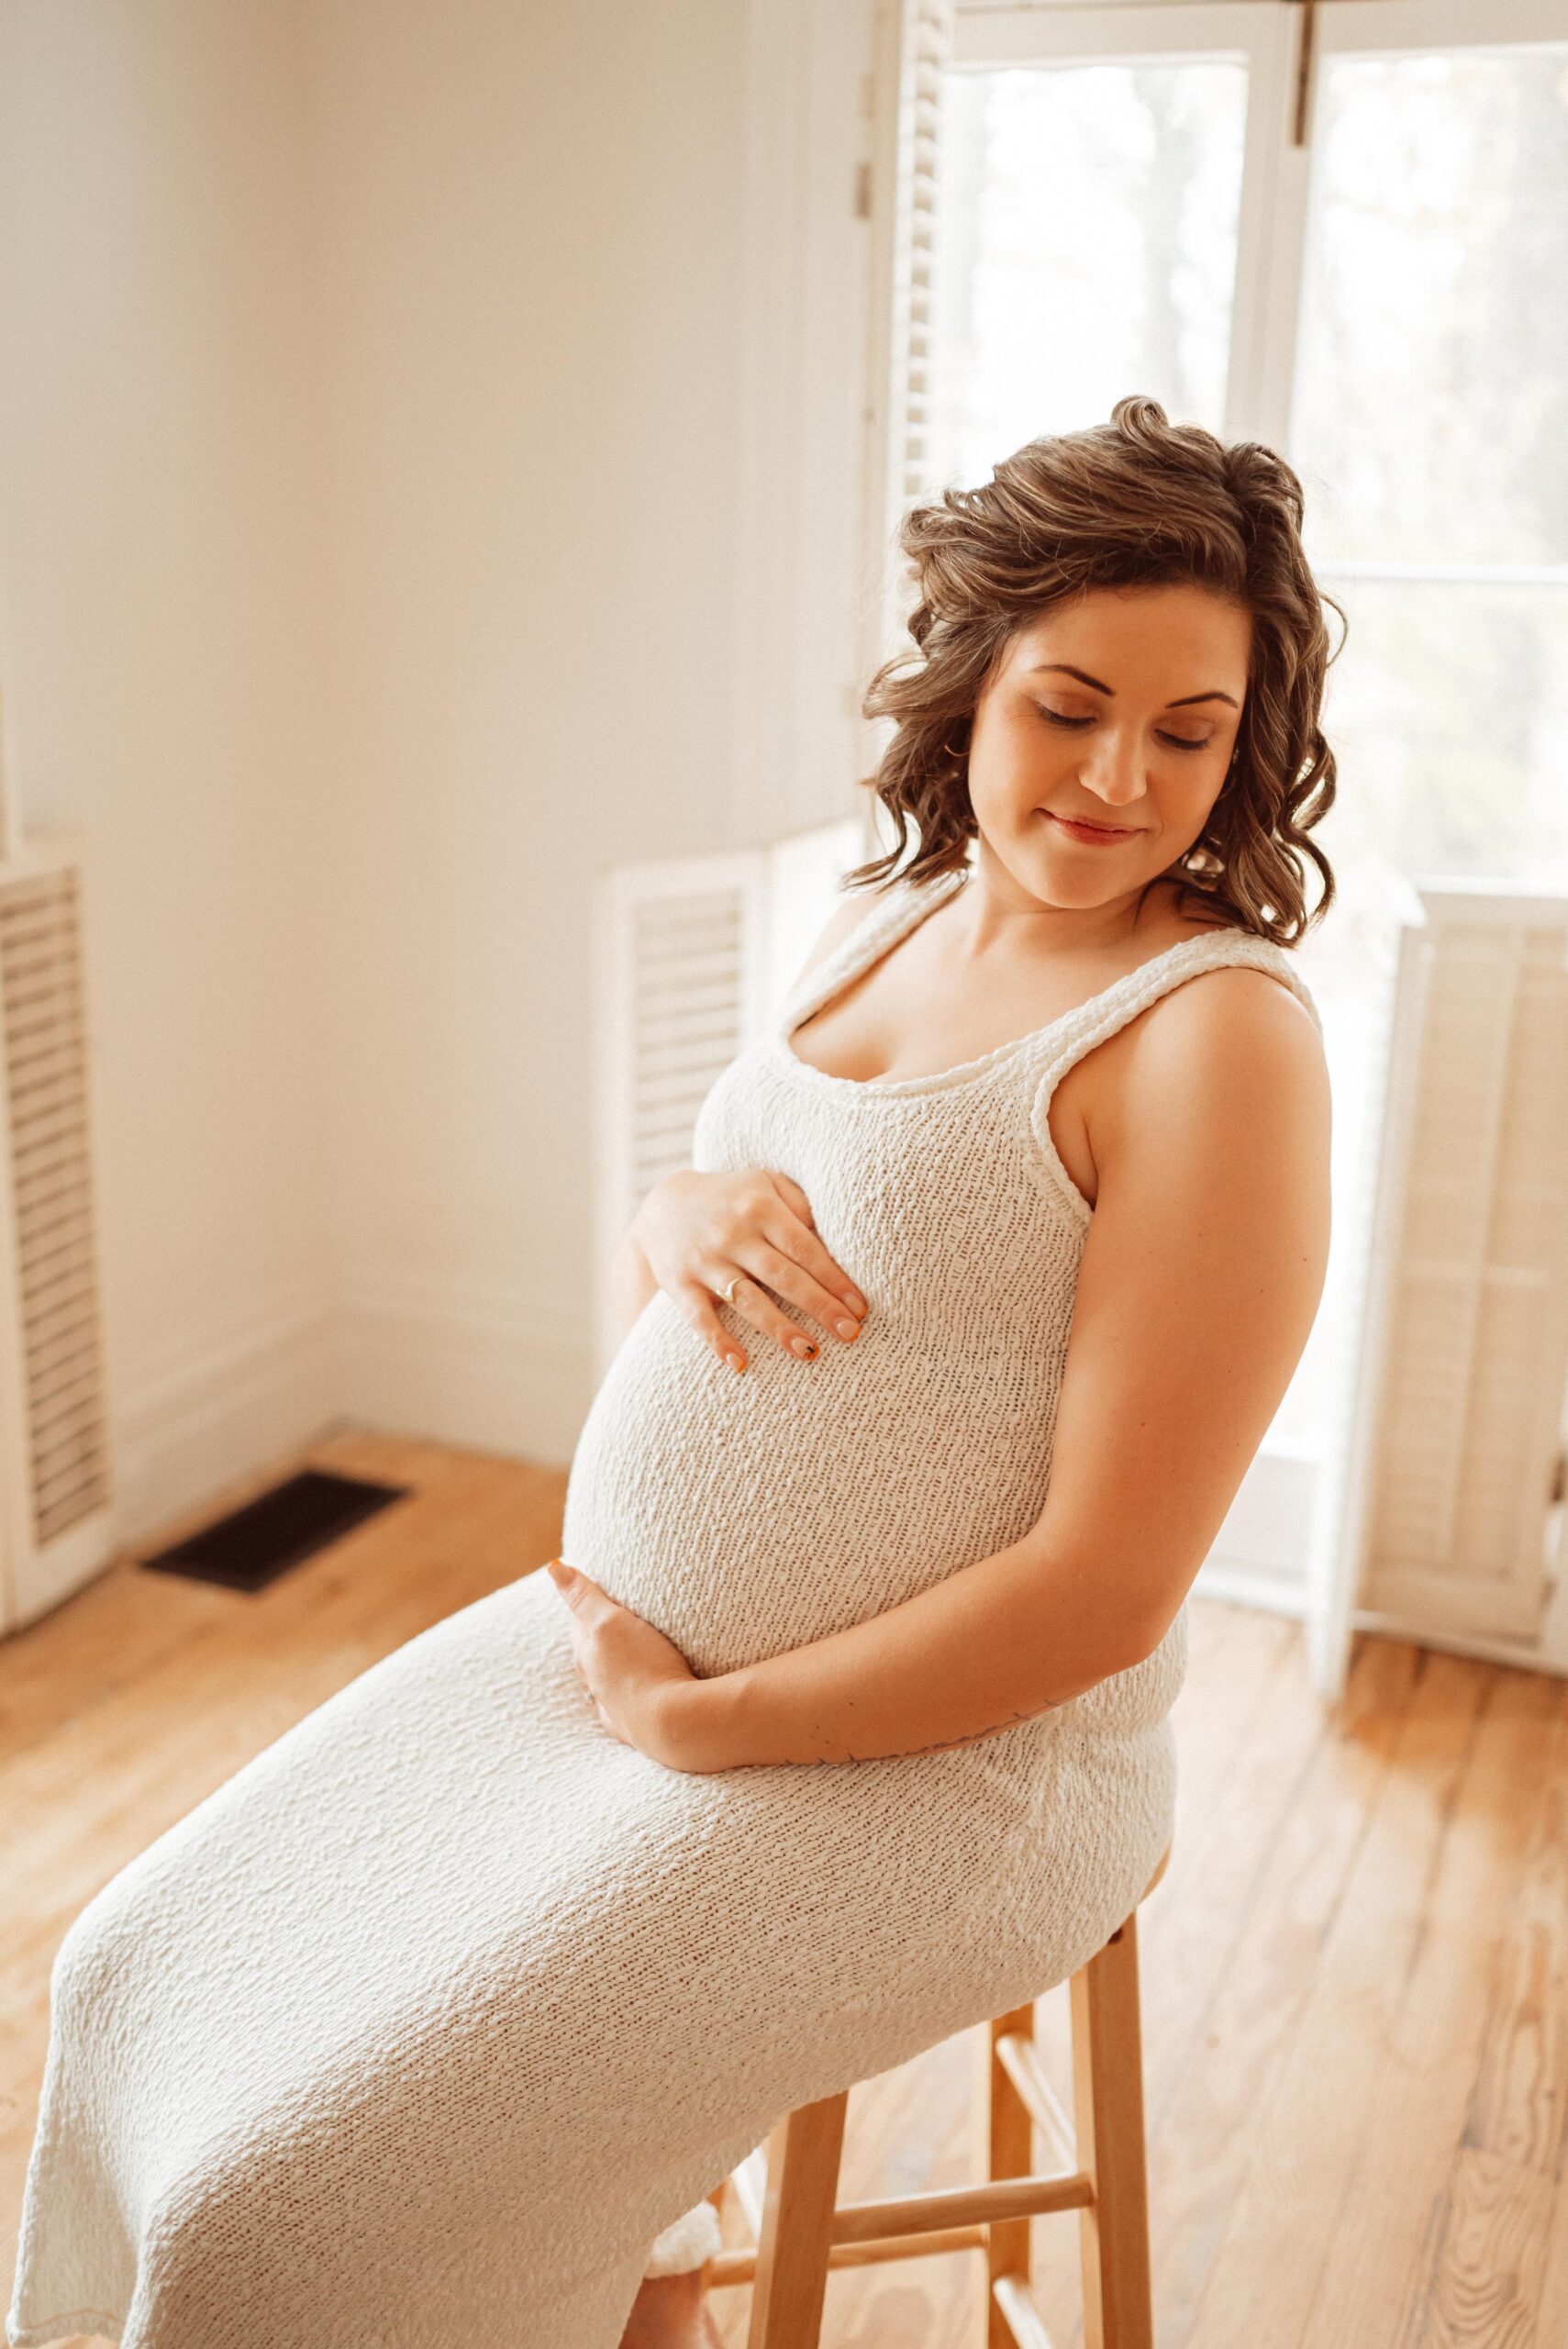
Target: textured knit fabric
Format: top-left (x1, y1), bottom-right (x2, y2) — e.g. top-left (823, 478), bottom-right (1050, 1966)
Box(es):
top-left (7, 865), bottom-right (1320, 2349)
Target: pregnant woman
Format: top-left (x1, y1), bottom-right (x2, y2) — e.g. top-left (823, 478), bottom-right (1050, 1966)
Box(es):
top-left (7, 395), bottom-right (1335, 2349)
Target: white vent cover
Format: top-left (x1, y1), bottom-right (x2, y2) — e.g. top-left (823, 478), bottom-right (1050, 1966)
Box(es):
top-left (1337, 885), bottom-right (1568, 1650)
top-left (0, 841), bottom-right (116, 1627)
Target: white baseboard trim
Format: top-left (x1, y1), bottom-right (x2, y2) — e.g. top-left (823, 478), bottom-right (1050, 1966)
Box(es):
top-left (1349, 1606), bottom-right (1568, 1680)
top-left (334, 1265), bottom-right (594, 1471)
top-left (112, 1285), bottom-right (343, 1547)
top-left (109, 1272), bottom-right (593, 1563)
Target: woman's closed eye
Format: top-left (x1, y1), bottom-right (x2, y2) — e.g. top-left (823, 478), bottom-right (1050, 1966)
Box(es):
top-left (1034, 704), bottom-right (1213, 753)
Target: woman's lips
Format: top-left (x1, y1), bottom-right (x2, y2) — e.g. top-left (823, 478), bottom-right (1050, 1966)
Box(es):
top-left (1046, 811), bottom-right (1143, 845)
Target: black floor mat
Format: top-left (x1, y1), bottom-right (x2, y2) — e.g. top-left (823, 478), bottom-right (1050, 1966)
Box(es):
top-left (139, 1467), bottom-right (411, 1593)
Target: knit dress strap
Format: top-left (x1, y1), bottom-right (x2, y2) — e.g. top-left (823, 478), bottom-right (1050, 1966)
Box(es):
top-left (773, 867), bottom-right (966, 1038)
top-left (1028, 925), bottom-right (1323, 1230)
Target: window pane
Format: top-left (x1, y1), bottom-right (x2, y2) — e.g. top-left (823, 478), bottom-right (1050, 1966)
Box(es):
top-left (1294, 46), bottom-right (1568, 566)
top-left (929, 60), bottom-right (1249, 487)
top-left (1315, 576), bottom-right (1568, 893)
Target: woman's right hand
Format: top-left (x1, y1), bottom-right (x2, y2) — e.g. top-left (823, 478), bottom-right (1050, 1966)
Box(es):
top-left (631, 1168), bottom-right (868, 1374)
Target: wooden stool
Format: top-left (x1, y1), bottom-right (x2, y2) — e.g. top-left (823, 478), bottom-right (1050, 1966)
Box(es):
top-left (702, 1837), bottom-right (1171, 2349)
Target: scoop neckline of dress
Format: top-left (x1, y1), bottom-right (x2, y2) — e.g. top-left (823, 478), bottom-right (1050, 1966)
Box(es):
top-left (771, 865), bottom-right (1256, 1098)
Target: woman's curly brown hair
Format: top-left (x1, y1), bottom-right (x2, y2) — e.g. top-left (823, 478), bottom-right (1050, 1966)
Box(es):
top-left (846, 395), bottom-right (1341, 946)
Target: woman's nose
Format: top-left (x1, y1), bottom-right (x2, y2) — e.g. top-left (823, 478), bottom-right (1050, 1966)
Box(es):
top-left (1079, 730), bottom-right (1144, 808)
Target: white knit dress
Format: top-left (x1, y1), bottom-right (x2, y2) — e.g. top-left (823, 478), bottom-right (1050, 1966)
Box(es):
top-left (7, 865), bottom-right (1320, 2349)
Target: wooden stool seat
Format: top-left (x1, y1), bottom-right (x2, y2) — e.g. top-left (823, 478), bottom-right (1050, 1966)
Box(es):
top-left (703, 1837), bottom-right (1172, 2348)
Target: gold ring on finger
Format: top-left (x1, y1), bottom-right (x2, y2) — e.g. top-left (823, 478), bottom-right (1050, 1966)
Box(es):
top-left (721, 1274), bottom-right (744, 1305)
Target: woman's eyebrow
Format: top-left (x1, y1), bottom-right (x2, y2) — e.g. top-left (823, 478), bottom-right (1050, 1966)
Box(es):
top-left (1025, 662), bottom-right (1239, 711)
top-left (1026, 662), bottom-right (1113, 692)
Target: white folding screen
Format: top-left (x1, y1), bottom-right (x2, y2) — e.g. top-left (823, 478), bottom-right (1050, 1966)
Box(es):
top-left (1313, 885), bottom-right (1568, 1693)
top-left (589, 821), bottom-right (863, 1382)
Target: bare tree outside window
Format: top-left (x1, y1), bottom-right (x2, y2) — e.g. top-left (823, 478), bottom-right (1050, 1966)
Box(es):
top-left (929, 61), bottom-right (1248, 477)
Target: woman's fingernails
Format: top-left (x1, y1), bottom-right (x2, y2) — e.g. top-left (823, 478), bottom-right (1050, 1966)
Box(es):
top-left (725, 1351), bottom-right (746, 1373)
top-left (835, 1317), bottom-right (859, 1341)
top-left (844, 1291), bottom-right (866, 1316)
top-left (789, 1336), bottom-right (817, 1360)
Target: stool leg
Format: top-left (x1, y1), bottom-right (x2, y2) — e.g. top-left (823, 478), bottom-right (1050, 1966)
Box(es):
top-left (1070, 1909), bottom-right (1154, 2349)
top-left (746, 2091), bottom-right (849, 2349)
top-left (985, 2001), bottom-right (1037, 2348)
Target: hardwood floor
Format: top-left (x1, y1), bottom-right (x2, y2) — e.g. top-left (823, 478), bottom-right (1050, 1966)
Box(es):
top-left (5, 1429), bottom-right (1565, 2348)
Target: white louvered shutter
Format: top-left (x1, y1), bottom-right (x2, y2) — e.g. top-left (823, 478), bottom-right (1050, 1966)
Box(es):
top-left (0, 841), bottom-right (117, 1630)
top-left (590, 852), bottom-right (771, 1378)
top-left (1329, 885), bottom-right (1568, 1653)
top-left (857, 0), bottom-right (956, 791)
top-left (590, 823), bottom-right (864, 1383)
top-left (884, 0), bottom-right (955, 518)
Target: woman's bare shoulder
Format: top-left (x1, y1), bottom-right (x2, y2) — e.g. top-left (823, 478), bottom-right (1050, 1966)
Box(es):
top-left (1121, 954), bottom-right (1329, 1152)
top-left (1076, 958), bottom-right (1330, 1261)
top-left (1136, 884), bottom-right (1321, 1049)
top-left (1062, 937), bottom-right (1325, 1209)
top-left (1156, 956), bottom-right (1323, 1052)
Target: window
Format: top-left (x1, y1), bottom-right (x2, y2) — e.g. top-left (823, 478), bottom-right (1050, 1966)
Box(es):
top-left (922, 0), bottom-right (1568, 1586)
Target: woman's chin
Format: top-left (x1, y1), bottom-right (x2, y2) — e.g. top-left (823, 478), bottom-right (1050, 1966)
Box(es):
top-left (1018, 845), bottom-right (1153, 909)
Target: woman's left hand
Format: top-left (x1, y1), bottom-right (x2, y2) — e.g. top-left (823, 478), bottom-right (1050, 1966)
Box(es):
top-left (544, 1558), bottom-right (707, 1769)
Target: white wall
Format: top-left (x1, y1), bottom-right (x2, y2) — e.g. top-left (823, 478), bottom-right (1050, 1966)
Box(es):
top-left (0, 0), bottom-right (880, 1553)
top-left (0, 0), bottom-right (338, 1539)
top-left (302, 0), bottom-right (756, 1469)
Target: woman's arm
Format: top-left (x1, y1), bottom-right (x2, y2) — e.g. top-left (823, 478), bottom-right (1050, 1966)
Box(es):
top-left (661, 967), bottom-right (1332, 1770)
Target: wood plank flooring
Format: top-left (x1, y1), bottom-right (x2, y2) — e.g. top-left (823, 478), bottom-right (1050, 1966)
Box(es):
top-left (4, 1430), bottom-right (1564, 2348)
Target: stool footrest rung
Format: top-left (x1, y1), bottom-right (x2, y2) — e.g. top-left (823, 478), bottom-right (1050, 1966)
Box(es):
top-left (992, 2272), bottom-right (1057, 2349)
top-left (705, 2163), bottom-right (1094, 2288)
top-left (705, 2220), bottom-right (987, 2287)
top-left (830, 2166), bottom-right (1092, 2243)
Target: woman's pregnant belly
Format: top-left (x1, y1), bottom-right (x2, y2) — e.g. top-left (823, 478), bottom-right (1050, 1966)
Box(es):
top-left (559, 1289), bottom-right (1062, 1682)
